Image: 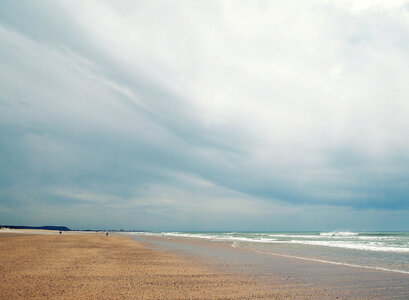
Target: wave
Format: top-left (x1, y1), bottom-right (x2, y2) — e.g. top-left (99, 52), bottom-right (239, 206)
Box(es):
top-left (160, 232), bottom-right (279, 243)
top-left (267, 234), bottom-right (323, 239)
top-left (268, 234), bottom-right (395, 241)
top-left (320, 231), bottom-right (359, 237)
top-left (281, 240), bottom-right (409, 253)
top-left (123, 231), bottom-right (409, 253)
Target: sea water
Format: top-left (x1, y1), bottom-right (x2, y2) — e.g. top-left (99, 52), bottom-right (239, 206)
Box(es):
top-left (129, 231), bottom-right (409, 274)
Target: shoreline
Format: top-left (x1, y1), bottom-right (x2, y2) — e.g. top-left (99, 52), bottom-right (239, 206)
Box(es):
top-left (0, 230), bottom-right (324, 299)
top-left (252, 248), bottom-right (409, 275)
top-left (127, 231), bottom-right (409, 275)
top-left (131, 234), bottom-right (409, 299)
top-left (2, 230), bottom-right (408, 299)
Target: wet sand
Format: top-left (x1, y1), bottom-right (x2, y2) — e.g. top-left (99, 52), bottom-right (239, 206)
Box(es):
top-left (133, 235), bottom-right (409, 299)
top-left (0, 231), bottom-right (332, 299)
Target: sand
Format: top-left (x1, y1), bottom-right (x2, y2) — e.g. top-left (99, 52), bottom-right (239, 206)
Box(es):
top-left (139, 235), bottom-right (409, 299)
top-left (0, 231), bottom-right (317, 299)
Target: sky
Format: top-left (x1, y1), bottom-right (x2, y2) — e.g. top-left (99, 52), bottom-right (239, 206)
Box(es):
top-left (1, 0), bottom-right (409, 231)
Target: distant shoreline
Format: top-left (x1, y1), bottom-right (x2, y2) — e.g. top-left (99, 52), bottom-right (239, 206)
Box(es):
top-left (1, 225), bottom-right (71, 231)
top-left (0, 225), bottom-right (147, 233)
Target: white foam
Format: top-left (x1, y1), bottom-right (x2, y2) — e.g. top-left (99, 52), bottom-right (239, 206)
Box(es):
top-left (267, 234), bottom-right (322, 239)
top-left (160, 232), bottom-right (278, 243)
top-left (278, 240), bottom-right (409, 253)
top-left (320, 231), bottom-right (359, 237)
top-left (123, 231), bottom-right (409, 253)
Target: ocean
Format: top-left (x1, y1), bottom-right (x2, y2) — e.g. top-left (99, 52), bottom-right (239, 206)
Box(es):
top-left (129, 231), bottom-right (409, 274)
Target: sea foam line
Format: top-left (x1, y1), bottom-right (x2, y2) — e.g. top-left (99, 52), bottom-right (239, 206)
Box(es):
top-left (133, 232), bottom-right (409, 253)
top-left (250, 249), bottom-right (409, 275)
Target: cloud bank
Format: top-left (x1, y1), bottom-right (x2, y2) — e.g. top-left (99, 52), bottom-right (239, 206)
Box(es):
top-left (1, 0), bottom-right (409, 230)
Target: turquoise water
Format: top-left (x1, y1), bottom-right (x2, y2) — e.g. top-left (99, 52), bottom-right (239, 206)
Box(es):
top-left (128, 231), bottom-right (409, 274)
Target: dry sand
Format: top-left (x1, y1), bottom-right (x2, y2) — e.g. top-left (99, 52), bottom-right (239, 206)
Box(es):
top-left (0, 231), bottom-right (329, 299)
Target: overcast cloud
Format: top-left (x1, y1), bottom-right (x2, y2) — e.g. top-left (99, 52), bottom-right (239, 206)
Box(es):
top-left (1, 0), bottom-right (409, 230)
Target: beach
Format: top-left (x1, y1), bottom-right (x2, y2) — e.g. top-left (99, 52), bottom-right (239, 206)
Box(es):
top-left (2, 1), bottom-right (409, 298)
top-left (1, 230), bottom-right (408, 299)
top-left (0, 230), bottom-right (312, 299)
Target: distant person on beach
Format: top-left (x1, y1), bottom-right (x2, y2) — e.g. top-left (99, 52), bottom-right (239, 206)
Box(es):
top-left (106, 232), bottom-right (108, 236)
top-left (59, 231), bottom-right (62, 235)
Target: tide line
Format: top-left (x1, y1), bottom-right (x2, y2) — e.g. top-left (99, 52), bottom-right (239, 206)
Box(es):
top-left (230, 244), bottom-right (409, 275)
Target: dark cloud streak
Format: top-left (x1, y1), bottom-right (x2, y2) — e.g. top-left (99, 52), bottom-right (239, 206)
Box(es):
top-left (1, 0), bottom-right (409, 230)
